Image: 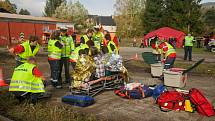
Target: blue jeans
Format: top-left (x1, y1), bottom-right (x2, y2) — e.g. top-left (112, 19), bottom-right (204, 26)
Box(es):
top-left (48, 60), bottom-right (61, 86)
top-left (164, 57), bottom-right (176, 69)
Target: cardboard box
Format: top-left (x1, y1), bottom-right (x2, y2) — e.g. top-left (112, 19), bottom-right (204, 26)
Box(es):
top-left (164, 68), bottom-right (187, 88)
top-left (150, 63), bottom-right (163, 77)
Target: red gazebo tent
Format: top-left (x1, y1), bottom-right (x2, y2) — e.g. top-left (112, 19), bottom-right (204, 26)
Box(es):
top-left (144, 27), bottom-right (185, 48)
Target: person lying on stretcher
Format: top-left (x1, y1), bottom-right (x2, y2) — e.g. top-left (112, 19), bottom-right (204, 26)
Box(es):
top-left (79, 46), bottom-right (128, 89)
top-left (71, 47), bottom-right (128, 89)
top-left (71, 49), bottom-right (96, 88)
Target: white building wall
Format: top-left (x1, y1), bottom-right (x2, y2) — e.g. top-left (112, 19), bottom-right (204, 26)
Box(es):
top-left (56, 23), bottom-right (74, 29)
top-left (102, 26), bottom-right (117, 33)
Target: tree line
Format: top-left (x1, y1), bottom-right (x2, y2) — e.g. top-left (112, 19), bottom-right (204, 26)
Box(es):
top-left (44, 0), bottom-right (89, 32)
top-left (0, 0), bottom-right (30, 15)
top-left (114, 0), bottom-right (215, 37)
top-left (1, 0), bottom-right (215, 37)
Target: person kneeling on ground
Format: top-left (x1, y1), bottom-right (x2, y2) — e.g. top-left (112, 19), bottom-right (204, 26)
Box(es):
top-left (158, 40), bottom-right (176, 69)
top-left (9, 57), bottom-right (46, 104)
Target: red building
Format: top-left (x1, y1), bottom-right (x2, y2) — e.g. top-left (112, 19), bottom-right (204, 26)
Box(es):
top-left (0, 12), bottom-right (72, 46)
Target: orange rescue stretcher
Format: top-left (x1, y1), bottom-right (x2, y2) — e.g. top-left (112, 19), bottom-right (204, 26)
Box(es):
top-left (70, 71), bottom-right (125, 97)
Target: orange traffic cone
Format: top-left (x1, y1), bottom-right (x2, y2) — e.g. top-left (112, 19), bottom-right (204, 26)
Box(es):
top-left (0, 67), bottom-right (8, 87)
top-left (131, 53), bottom-right (139, 60)
top-left (130, 53), bottom-right (139, 60)
top-left (134, 53), bottom-right (139, 60)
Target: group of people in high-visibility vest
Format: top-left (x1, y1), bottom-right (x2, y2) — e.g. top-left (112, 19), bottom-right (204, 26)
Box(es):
top-left (8, 35), bottom-right (45, 104)
top-left (7, 27), bottom-right (119, 104)
top-left (49, 27), bottom-right (119, 88)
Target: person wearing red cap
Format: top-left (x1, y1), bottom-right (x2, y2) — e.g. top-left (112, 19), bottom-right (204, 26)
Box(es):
top-left (158, 41), bottom-right (176, 69)
top-left (151, 39), bottom-right (176, 69)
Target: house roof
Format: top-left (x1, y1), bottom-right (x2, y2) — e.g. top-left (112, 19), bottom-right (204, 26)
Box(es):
top-left (0, 12), bottom-right (69, 23)
top-left (97, 16), bottom-right (116, 26)
top-left (88, 15), bottom-right (116, 26)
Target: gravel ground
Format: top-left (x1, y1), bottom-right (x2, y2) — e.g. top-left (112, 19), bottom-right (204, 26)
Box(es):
top-left (0, 47), bottom-right (215, 121)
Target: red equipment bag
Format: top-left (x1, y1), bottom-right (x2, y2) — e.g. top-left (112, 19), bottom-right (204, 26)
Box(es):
top-left (189, 88), bottom-right (215, 117)
top-left (157, 91), bottom-right (185, 112)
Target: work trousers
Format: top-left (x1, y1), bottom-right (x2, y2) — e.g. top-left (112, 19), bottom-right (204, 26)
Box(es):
top-left (12, 91), bottom-right (41, 104)
top-left (164, 57), bottom-right (176, 69)
top-left (184, 46), bottom-right (192, 61)
top-left (48, 60), bottom-right (61, 86)
top-left (59, 57), bottom-right (71, 84)
top-left (197, 41), bottom-right (201, 48)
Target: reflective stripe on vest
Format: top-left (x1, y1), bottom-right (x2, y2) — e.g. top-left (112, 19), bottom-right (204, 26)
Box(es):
top-left (81, 44), bottom-right (89, 50)
top-left (61, 36), bottom-right (74, 57)
top-left (164, 42), bottom-right (176, 58)
top-left (70, 46), bottom-right (81, 62)
top-left (82, 35), bottom-right (89, 44)
top-left (81, 44), bottom-right (90, 55)
top-left (94, 39), bottom-right (101, 50)
top-left (11, 80), bottom-right (44, 87)
top-left (9, 86), bottom-right (44, 92)
top-left (107, 41), bottom-right (119, 55)
top-left (18, 41), bottom-right (40, 62)
top-left (48, 39), bottom-right (61, 59)
top-left (185, 36), bottom-right (194, 46)
top-left (9, 63), bottom-right (45, 93)
top-left (93, 32), bottom-right (103, 50)
top-left (69, 36), bottom-right (75, 51)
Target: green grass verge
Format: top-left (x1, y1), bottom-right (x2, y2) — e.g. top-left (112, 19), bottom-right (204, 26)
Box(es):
top-left (119, 38), bottom-right (215, 55)
top-left (174, 62), bottom-right (215, 77)
top-left (120, 38), bottom-right (142, 47)
top-left (176, 48), bottom-right (215, 54)
top-left (0, 94), bottom-right (97, 121)
top-left (126, 60), bottom-right (215, 77)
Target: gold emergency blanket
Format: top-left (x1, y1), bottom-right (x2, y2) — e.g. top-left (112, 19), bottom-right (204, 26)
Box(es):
top-left (121, 66), bottom-right (129, 83)
top-left (72, 55), bottom-right (96, 88)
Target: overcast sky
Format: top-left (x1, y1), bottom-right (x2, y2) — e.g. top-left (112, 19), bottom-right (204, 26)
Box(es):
top-left (10, 0), bottom-right (215, 17)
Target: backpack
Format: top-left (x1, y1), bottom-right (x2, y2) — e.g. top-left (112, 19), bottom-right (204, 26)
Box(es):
top-left (189, 88), bottom-right (215, 117)
top-left (152, 84), bottom-right (166, 100)
top-left (142, 85), bottom-right (153, 98)
top-left (157, 91), bottom-right (185, 112)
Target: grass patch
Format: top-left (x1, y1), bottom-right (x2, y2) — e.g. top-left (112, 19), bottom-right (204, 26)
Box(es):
top-left (125, 60), bottom-right (215, 77)
top-left (126, 60), bottom-right (150, 68)
top-left (176, 48), bottom-right (215, 55)
top-left (120, 38), bottom-right (142, 47)
top-left (0, 93), bottom-right (97, 121)
top-left (174, 62), bottom-right (215, 77)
